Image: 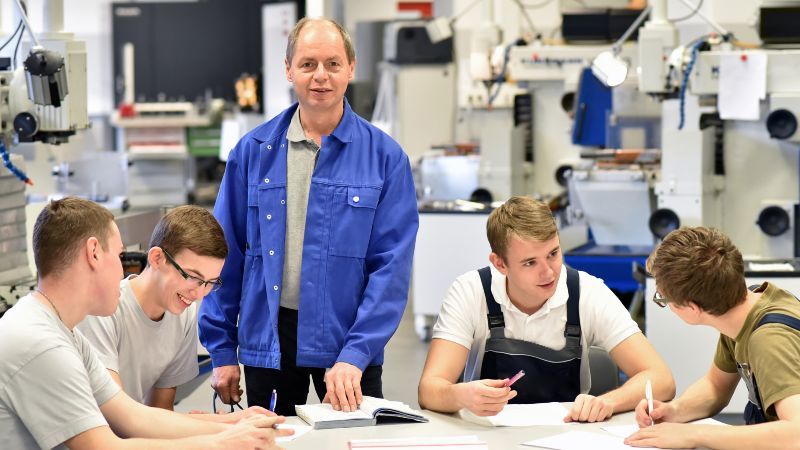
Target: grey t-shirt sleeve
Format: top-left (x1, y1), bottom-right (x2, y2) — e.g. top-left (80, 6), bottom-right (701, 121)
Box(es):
top-left (76, 314), bottom-right (121, 373)
top-left (154, 309), bottom-right (200, 389)
top-left (0, 346), bottom-right (115, 450)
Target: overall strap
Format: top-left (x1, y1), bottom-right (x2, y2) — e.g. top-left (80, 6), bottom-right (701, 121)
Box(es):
top-left (478, 266), bottom-right (505, 329)
top-left (564, 267), bottom-right (582, 342)
top-left (756, 313), bottom-right (800, 331)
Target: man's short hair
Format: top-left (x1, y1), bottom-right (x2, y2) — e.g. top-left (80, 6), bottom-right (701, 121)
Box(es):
top-left (647, 226), bottom-right (747, 316)
top-left (286, 17), bottom-right (355, 64)
top-left (32, 197), bottom-right (115, 279)
top-left (148, 205), bottom-right (227, 260)
top-left (487, 196), bottom-right (558, 260)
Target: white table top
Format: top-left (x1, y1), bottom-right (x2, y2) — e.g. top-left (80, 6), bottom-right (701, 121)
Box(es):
top-left (281, 408), bottom-right (663, 449)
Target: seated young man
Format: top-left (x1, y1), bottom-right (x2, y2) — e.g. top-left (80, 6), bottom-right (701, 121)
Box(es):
top-left (418, 196), bottom-right (675, 422)
top-left (626, 226), bottom-right (800, 449)
top-left (0, 197), bottom-right (289, 449)
top-left (78, 205), bottom-right (250, 419)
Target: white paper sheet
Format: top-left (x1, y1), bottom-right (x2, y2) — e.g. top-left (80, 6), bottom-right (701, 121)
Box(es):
top-left (459, 403), bottom-right (570, 427)
top-left (718, 52), bottom-right (767, 121)
top-left (523, 430), bottom-right (658, 450)
top-left (602, 417), bottom-right (728, 438)
top-left (275, 423), bottom-right (312, 442)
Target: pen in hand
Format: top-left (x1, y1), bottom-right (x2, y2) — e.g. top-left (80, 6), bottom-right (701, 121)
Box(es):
top-left (645, 379), bottom-right (654, 426)
top-left (269, 389), bottom-right (278, 413)
top-left (504, 370), bottom-right (525, 388)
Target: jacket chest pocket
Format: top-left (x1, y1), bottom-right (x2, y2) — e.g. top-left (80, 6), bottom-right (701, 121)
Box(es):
top-left (328, 186), bottom-right (381, 258)
top-left (246, 185), bottom-right (262, 252)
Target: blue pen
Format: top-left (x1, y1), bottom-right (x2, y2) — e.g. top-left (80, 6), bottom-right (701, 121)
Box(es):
top-left (269, 389), bottom-right (277, 412)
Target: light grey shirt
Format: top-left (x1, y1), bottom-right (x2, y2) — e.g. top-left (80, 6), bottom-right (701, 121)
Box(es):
top-left (280, 108), bottom-right (320, 310)
top-left (0, 296), bottom-right (120, 450)
top-left (77, 277), bottom-right (199, 404)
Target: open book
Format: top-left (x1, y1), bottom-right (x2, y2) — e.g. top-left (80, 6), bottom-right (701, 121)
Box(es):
top-left (296, 396), bottom-right (428, 429)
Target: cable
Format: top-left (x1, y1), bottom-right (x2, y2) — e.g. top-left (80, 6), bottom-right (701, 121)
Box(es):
top-left (0, 142), bottom-right (33, 185)
top-left (453, 0), bottom-right (486, 22)
top-left (669, 0), bottom-right (704, 23)
top-left (13, 0), bottom-right (40, 48)
top-left (678, 40), bottom-right (706, 130)
top-left (0, 20), bottom-right (23, 52)
top-left (510, 0), bottom-right (539, 35)
top-left (12, 23), bottom-right (25, 69)
top-left (611, 6), bottom-right (651, 54)
top-left (519, 0), bottom-right (558, 8)
top-left (487, 42), bottom-right (515, 106)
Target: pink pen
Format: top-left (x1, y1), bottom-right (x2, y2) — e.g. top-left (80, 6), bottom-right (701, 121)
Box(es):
top-left (504, 370), bottom-right (525, 387)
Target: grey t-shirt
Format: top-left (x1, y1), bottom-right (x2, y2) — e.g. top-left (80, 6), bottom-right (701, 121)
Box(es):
top-left (0, 295), bottom-right (120, 450)
top-left (281, 108), bottom-right (320, 310)
top-left (77, 277), bottom-right (199, 404)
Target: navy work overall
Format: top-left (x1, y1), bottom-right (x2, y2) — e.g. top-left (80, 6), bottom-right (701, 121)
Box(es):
top-left (739, 312), bottom-right (800, 424)
top-left (477, 266), bottom-right (582, 404)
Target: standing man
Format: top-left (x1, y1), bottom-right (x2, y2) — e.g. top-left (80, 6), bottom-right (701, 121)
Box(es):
top-left (418, 196), bottom-right (675, 422)
top-left (200, 17), bottom-right (418, 416)
top-left (625, 227), bottom-right (800, 449)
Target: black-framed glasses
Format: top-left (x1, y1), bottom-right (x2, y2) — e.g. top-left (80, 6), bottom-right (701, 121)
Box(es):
top-left (162, 249), bottom-right (223, 292)
top-left (652, 290), bottom-right (668, 308)
top-left (212, 391), bottom-right (244, 414)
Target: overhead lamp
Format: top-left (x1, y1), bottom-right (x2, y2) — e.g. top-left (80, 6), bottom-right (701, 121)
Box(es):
top-left (591, 50), bottom-right (629, 87)
top-left (591, 5), bottom-right (652, 88)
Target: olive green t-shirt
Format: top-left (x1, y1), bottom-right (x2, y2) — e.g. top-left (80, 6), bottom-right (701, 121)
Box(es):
top-left (714, 282), bottom-right (800, 421)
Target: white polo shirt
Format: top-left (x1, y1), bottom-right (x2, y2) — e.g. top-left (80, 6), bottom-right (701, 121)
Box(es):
top-left (432, 264), bottom-right (640, 393)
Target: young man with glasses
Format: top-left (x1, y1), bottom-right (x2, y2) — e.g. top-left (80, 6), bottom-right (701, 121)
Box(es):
top-left (78, 206), bottom-right (261, 422)
top-left (0, 197), bottom-right (287, 449)
top-left (626, 226), bottom-right (800, 449)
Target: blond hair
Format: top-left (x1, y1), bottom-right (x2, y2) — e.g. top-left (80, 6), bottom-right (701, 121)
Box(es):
top-left (487, 196), bottom-right (557, 260)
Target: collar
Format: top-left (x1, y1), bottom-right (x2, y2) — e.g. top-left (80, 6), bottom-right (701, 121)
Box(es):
top-left (285, 98), bottom-right (356, 145)
top-left (489, 264), bottom-right (569, 317)
top-left (286, 107), bottom-right (312, 144)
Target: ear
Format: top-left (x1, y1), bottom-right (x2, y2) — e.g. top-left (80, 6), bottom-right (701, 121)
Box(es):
top-left (285, 59), bottom-right (292, 82)
top-left (686, 301), bottom-right (705, 317)
top-left (489, 252), bottom-right (508, 276)
top-left (147, 247), bottom-right (164, 269)
top-left (86, 237), bottom-right (101, 270)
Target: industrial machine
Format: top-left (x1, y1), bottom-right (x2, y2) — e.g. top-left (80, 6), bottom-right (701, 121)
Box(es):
top-left (0, 0), bottom-right (89, 289)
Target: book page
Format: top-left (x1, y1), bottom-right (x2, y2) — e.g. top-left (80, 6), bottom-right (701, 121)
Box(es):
top-left (359, 396), bottom-right (421, 416)
top-left (297, 403), bottom-right (372, 422)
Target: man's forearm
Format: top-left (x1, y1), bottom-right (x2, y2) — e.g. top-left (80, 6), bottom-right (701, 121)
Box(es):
top-left (671, 376), bottom-right (733, 422)
top-left (419, 377), bottom-right (462, 413)
top-left (696, 421), bottom-right (800, 450)
top-left (187, 412), bottom-right (239, 424)
top-left (600, 368), bottom-right (675, 414)
top-left (122, 401), bottom-right (229, 439)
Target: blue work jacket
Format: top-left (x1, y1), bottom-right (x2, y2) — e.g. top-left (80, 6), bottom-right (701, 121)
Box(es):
top-left (199, 101), bottom-right (419, 371)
